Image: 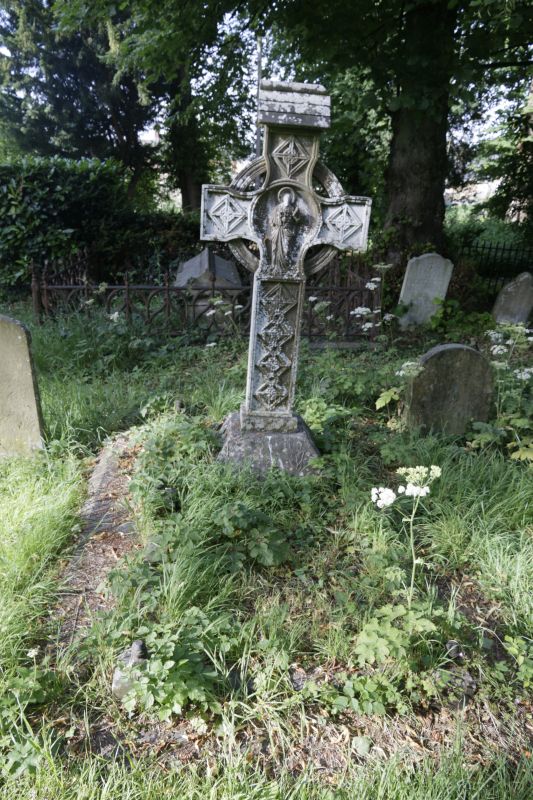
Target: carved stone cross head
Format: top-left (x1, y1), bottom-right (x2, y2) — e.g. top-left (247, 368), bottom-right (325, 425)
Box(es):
top-left (201, 80), bottom-right (372, 436)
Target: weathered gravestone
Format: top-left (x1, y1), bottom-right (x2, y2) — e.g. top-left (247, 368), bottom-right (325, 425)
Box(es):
top-left (406, 344), bottom-right (493, 435)
top-left (174, 246), bottom-right (241, 289)
top-left (399, 252), bottom-right (454, 327)
top-left (0, 314), bottom-right (44, 456)
top-left (201, 80), bottom-right (372, 474)
top-left (492, 271), bottom-right (533, 325)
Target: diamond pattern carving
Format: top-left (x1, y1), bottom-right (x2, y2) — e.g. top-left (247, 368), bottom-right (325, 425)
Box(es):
top-left (208, 195), bottom-right (246, 236)
top-left (324, 204), bottom-right (363, 244)
top-left (272, 136), bottom-right (309, 179)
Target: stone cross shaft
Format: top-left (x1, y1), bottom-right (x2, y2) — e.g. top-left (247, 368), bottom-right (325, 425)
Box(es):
top-left (201, 81), bottom-right (371, 433)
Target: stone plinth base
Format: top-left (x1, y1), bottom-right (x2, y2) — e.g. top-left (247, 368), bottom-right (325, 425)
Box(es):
top-left (218, 412), bottom-right (319, 476)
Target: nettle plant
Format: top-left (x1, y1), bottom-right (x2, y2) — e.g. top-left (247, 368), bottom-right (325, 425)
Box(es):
top-left (467, 324), bottom-right (533, 462)
top-left (375, 359), bottom-right (423, 426)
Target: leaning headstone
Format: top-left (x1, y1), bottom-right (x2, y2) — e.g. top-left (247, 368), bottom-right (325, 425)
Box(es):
top-left (174, 246), bottom-right (241, 289)
top-left (492, 272), bottom-right (533, 325)
top-left (406, 344), bottom-right (493, 435)
top-left (399, 253), bottom-right (454, 327)
top-left (0, 315), bottom-right (44, 456)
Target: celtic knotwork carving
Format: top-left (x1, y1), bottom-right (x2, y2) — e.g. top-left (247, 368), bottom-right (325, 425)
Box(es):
top-left (254, 284), bottom-right (297, 409)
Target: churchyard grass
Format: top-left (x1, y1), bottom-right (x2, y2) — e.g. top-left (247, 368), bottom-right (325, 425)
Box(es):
top-left (0, 302), bottom-right (532, 795)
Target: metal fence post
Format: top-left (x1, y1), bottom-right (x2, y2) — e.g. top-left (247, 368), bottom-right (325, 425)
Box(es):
top-left (31, 262), bottom-right (42, 324)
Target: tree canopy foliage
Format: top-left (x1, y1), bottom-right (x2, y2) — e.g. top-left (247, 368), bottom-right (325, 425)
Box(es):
top-left (1, 0), bottom-right (532, 253)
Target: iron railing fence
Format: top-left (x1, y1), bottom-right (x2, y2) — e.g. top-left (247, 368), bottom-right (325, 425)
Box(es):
top-left (457, 240), bottom-right (533, 293)
top-left (31, 255), bottom-right (384, 341)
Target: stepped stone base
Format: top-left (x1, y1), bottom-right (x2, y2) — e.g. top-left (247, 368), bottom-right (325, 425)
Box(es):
top-left (218, 412), bottom-right (319, 476)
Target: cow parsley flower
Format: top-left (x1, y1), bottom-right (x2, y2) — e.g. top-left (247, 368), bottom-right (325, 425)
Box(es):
top-left (395, 360), bottom-right (421, 378)
top-left (383, 313), bottom-right (397, 323)
top-left (361, 321), bottom-right (374, 331)
top-left (350, 306), bottom-right (372, 316)
top-left (205, 309), bottom-right (217, 317)
top-left (486, 330), bottom-right (504, 343)
top-left (514, 367), bottom-right (533, 380)
top-left (308, 296), bottom-right (318, 303)
top-left (365, 281), bottom-right (378, 291)
top-left (491, 344), bottom-right (508, 356)
top-left (326, 314), bottom-right (334, 321)
top-left (371, 487), bottom-right (397, 508)
top-left (205, 342), bottom-right (217, 348)
top-left (396, 465), bottom-right (441, 498)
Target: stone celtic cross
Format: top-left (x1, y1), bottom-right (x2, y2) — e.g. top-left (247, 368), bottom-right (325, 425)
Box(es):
top-left (201, 81), bottom-right (371, 472)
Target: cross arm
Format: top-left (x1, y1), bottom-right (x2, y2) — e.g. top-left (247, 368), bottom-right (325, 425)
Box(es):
top-left (315, 195), bottom-right (372, 252)
top-left (200, 186), bottom-right (257, 244)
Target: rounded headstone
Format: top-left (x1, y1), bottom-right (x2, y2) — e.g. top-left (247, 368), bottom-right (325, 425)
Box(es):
top-left (492, 272), bottom-right (533, 325)
top-left (399, 252), bottom-right (454, 327)
top-left (406, 344), bottom-right (493, 435)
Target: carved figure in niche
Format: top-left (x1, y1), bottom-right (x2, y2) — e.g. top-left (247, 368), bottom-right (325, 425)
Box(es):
top-left (268, 187), bottom-right (301, 276)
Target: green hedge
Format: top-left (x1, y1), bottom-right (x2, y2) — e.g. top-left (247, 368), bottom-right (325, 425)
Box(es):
top-left (0, 157), bottom-right (200, 286)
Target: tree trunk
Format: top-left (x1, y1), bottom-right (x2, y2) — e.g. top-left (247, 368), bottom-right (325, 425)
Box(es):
top-left (384, 1), bottom-right (457, 265)
top-left (179, 168), bottom-right (203, 211)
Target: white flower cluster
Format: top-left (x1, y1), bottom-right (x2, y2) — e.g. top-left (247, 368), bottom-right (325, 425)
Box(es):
top-left (326, 314), bottom-right (334, 321)
top-left (514, 367), bottom-right (533, 381)
top-left (205, 342), bottom-right (217, 348)
top-left (486, 330), bottom-right (504, 343)
top-left (383, 313), bottom-right (397, 323)
top-left (362, 321), bottom-right (374, 331)
top-left (395, 360), bottom-right (421, 378)
top-left (371, 487), bottom-right (397, 508)
top-left (108, 311), bottom-right (120, 322)
top-left (205, 308), bottom-right (217, 317)
top-left (397, 465), bottom-right (442, 484)
top-left (398, 483), bottom-right (430, 498)
top-left (350, 306), bottom-right (372, 316)
top-left (365, 277), bottom-right (381, 291)
top-left (371, 465), bottom-right (441, 509)
top-left (491, 344), bottom-right (508, 356)
top-left (309, 295), bottom-right (318, 303)
top-left (396, 465), bottom-right (441, 498)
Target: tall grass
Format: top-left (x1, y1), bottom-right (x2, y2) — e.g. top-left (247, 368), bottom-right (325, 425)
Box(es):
top-left (0, 455), bottom-right (83, 672)
top-left (2, 752), bottom-right (531, 799)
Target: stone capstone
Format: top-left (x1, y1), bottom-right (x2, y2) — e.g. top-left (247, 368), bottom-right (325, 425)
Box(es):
top-left (258, 80), bottom-right (330, 129)
top-left (218, 412), bottom-right (319, 476)
top-left (406, 343), bottom-right (493, 435)
top-left (492, 271), bottom-right (533, 325)
top-left (0, 314), bottom-right (44, 456)
top-left (399, 253), bottom-right (454, 327)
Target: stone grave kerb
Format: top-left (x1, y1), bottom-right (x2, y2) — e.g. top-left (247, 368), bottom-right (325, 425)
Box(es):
top-left (200, 81), bottom-right (372, 473)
